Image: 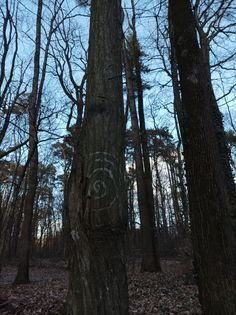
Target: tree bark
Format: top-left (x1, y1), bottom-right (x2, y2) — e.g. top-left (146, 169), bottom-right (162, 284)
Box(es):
top-left (66, 1), bottom-right (128, 314)
top-left (197, 25), bottom-right (236, 239)
top-left (169, 0), bottom-right (236, 313)
top-left (14, 0), bottom-right (42, 284)
top-left (170, 24), bottom-right (189, 233)
top-left (124, 47), bottom-right (161, 272)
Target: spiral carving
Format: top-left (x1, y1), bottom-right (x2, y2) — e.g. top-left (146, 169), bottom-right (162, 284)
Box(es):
top-left (87, 152), bottom-right (119, 212)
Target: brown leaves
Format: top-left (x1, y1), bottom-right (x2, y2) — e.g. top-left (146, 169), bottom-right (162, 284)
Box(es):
top-left (0, 259), bottom-right (201, 314)
top-left (128, 260), bottom-right (201, 315)
top-left (0, 263), bottom-right (67, 315)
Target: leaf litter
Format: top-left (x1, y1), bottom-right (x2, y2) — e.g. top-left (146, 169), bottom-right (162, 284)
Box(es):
top-left (0, 259), bottom-right (201, 314)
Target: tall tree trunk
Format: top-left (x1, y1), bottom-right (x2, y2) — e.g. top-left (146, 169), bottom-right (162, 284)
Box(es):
top-left (169, 0), bottom-right (236, 313)
top-left (170, 26), bottom-right (189, 233)
top-left (128, 0), bottom-right (161, 271)
top-left (124, 47), bottom-right (161, 272)
top-left (197, 26), bottom-right (236, 238)
top-left (14, 0), bottom-right (42, 284)
top-left (66, 1), bottom-right (128, 314)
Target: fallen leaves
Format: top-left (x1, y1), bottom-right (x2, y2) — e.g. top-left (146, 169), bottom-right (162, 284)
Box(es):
top-left (0, 261), bottom-right (67, 314)
top-left (0, 259), bottom-right (201, 314)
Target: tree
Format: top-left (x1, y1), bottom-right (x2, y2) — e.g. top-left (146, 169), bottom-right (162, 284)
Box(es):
top-left (51, 16), bottom-right (88, 256)
top-left (52, 133), bottom-right (74, 256)
top-left (14, 0), bottom-right (66, 284)
top-left (13, 0), bottom-right (43, 284)
top-left (66, 0), bottom-right (128, 314)
top-left (193, 0), bottom-right (236, 238)
top-left (0, 158), bottom-right (26, 273)
top-left (169, 0), bottom-right (236, 313)
top-left (123, 0), bottom-right (161, 272)
top-left (124, 48), bottom-right (161, 271)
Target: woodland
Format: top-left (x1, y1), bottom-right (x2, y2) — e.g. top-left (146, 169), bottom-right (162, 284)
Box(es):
top-left (0, 0), bottom-right (236, 314)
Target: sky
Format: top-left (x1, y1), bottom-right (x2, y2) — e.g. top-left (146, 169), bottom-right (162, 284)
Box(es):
top-left (1, 0), bottom-right (235, 163)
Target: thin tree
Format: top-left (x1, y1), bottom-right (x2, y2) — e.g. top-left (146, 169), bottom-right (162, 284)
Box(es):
top-left (124, 45), bottom-right (161, 272)
top-left (14, 0), bottom-right (66, 284)
top-left (123, 0), bottom-right (161, 272)
top-left (14, 0), bottom-right (43, 284)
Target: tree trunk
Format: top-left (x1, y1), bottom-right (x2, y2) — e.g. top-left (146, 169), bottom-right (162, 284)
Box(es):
top-left (128, 0), bottom-right (161, 271)
top-left (66, 1), bottom-right (128, 314)
top-left (170, 26), bottom-right (189, 233)
top-left (124, 47), bottom-right (161, 272)
top-left (14, 152), bottom-right (38, 284)
top-left (14, 0), bottom-right (42, 284)
top-left (198, 28), bottom-right (236, 239)
top-left (169, 0), bottom-right (236, 313)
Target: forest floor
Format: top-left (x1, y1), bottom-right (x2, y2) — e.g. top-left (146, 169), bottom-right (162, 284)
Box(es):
top-left (0, 258), bottom-right (201, 315)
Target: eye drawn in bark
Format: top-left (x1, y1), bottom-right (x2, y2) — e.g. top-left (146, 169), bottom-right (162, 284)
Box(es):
top-left (87, 152), bottom-right (118, 211)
